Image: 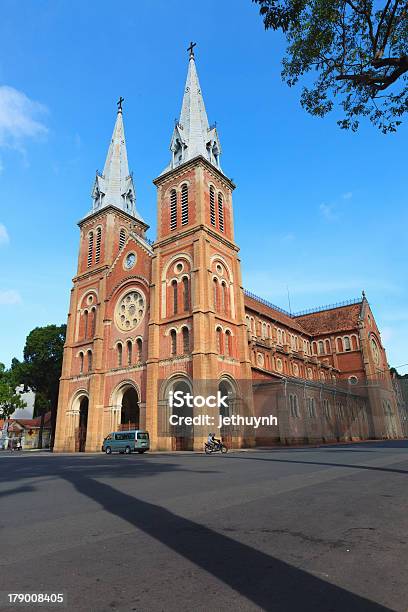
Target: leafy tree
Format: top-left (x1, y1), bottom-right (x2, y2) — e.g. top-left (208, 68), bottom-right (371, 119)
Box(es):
top-left (0, 363), bottom-right (26, 419)
top-left (253, 0), bottom-right (408, 132)
top-left (390, 366), bottom-right (408, 378)
top-left (11, 325), bottom-right (66, 446)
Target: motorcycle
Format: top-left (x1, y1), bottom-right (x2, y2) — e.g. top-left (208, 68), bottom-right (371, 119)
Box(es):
top-left (204, 440), bottom-right (228, 455)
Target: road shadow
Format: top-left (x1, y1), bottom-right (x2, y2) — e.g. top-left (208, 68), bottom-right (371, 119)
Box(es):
top-left (60, 469), bottom-right (389, 611)
top-left (0, 455), bottom-right (219, 495)
top-left (0, 484), bottom-right (35, 499)
top-left (221, 454), bottom-right (408, 475)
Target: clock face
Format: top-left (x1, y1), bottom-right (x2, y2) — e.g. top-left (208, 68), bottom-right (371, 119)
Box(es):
top-left (125, 253), bottom-right (136, 270)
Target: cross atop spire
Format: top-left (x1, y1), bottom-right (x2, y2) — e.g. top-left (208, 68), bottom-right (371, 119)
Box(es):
top-left (117, 96), bottom-right (124, 112)
top-left (86, 105), bottom-right (145, 223)
top-left (161, 44), bottom-right (223, 175)
top-left (187, 41), bottom-right (196, 58)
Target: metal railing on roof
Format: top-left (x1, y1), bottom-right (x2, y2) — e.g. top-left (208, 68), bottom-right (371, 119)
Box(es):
top-left (243, 289), bottom-right (292, 317)
top-left (293, 298), bottom-right (362, 317)
top-left (244, 290), bottom-right (362, 319)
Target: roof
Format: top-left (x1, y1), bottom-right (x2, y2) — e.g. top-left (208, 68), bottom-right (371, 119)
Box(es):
top-left (244, 293), bottom-right (307, 334)
top-left (8, 411), bottom-right (52, 430)
top-left (294, 302), bottom-right (363, 335)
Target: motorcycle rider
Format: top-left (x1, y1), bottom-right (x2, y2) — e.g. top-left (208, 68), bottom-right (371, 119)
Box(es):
top-left (207, 432), bottom-right (221, 449)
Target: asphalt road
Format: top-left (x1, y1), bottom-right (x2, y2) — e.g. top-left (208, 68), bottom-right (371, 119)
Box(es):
top-left (1, 441), bottom-right (407, 612)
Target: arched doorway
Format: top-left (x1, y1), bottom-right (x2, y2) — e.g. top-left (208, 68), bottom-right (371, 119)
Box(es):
top-left (168, 379), bottom-right (193, 451)
top-left (120, 387), bottom-right (140, 431)
top-left (77, 397), bottom-right (88, 452)
top-left (219, 379), bottom-right (236, 447)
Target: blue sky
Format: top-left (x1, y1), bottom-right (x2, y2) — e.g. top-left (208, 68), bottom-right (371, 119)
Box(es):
top-left (0, 0), bottom-right (407, 373)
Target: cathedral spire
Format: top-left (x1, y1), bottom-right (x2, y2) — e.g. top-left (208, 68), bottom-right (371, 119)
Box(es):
top-left (88, 100), bottom-right (144, 222)
top-left (163, 44), bottom-right (222, 174)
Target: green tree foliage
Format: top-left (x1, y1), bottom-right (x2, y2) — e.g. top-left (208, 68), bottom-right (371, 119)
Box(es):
top-left (0, 363), bottom-right (26, 419)
top-left (390, 366), bottom-right (408, 378)
top-left (253, 0), bottom-right (408, 132)
top-left (11, 325), bottom-right (66, 443)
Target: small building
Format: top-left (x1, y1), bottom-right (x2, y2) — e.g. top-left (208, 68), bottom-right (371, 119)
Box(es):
top-left (1, 412), bottom-right (51, 450)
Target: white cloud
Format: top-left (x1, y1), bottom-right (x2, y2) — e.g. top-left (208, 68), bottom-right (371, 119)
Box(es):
top-left (0, 86), bottom-right (48, 150)
top-left (0, 290), bottom-right (22, 305)
top-left (0, 223), bottom-right (9, 245)
top-left (319, 202), bottom-right (338, 221)
top-left (280, 232), bottom-right (295, 244)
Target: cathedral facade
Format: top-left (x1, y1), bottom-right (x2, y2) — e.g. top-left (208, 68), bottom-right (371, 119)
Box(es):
top-left (54, 49), bottom-right (402, 453)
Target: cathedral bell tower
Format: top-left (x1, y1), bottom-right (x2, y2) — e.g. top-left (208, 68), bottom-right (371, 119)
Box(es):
top-left (54, 100), bottom-right (153, 452)
top-left (146, 45), bottom-right (254, 451)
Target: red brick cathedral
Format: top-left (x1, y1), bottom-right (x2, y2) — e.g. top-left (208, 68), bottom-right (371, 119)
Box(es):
top-left (54, 48), bottom-right (402, 452)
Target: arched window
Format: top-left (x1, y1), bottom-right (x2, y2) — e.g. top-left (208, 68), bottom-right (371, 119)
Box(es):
top-left (371, 338), bottom-right (380, 365)
top-left (79, 352), bottom-right (84, 374)
top-left (170, 329), bottom-right (177, 356)
top-left (127, 340), bottom-right (132, 365)
top-left (136, 338), bottom-right (142, 363)
top-left (172, 280), bottom-right (178, 314)
top-left (83, 310), bottom-right (88, 338)
top-left (344, 336), bottom-right (351, 351)
top-left (337, 337), bottom-right (343, 352)
top-left (218, 193), bottom-right (224, 232)
top-left (323, 399), bottom-right (331, 418)
top-left (87, 350), bottom-right (93, 372)
top-left (182, 327), bottom-right (190, 353)
top-left (289, 394), bottom-right (299, 418)
top-left (216, 327), bottom-right (222, 353)
top-left (91, 307), bottom-right (96, 337)
top-left (95, 227), bottom-right (102, 263)
top-left (170, 189), bottom-right (177, 230)
top-left (181, 184), bottom-right (188, 226)
top-left (307, 397), bottom-right (316, 418)
top-left (117, 343), bottom-right (123, 367)
top-left (210, 186), bottom-right (216, 226)
top-left (220, 281), bottom-right (226, 312)
top-left (119, 228), bottom-right (126, 250)
top-left (213, 278), bottom-right (219, 310)
top-left (87, 231), bottom-right (94, 267)
top-left (225, 330), bottom-right (232, 357)
top-left (221, 282), bottom-right (229, 314)
top-left (325, 339), bottom-right (331, 353)
top-left (318, 340), bottom-right (324, 354)
top-left (183, 277), bottom-right (189, 311)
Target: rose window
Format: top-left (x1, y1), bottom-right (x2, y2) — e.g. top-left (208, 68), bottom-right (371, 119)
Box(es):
top-left (115, 291), bottom-right (145, 331)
